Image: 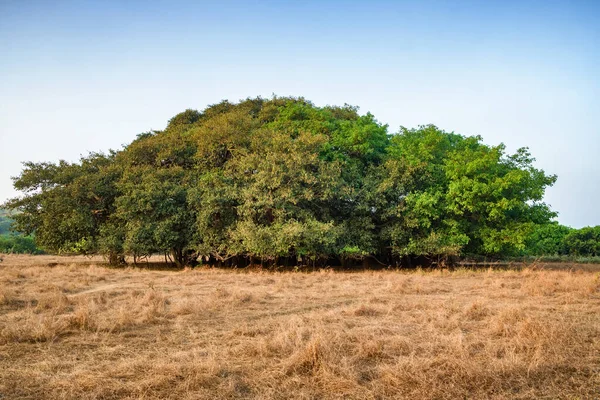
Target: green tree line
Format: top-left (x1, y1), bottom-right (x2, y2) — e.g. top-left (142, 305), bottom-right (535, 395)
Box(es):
top-left (2, 96), bottom-right (588, 266)
top-left (524, 223), bottom-right (600, 258)
top-left (0, 210), bottom-right (42, 254)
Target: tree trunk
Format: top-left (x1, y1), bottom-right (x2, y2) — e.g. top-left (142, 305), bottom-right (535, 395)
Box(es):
top-left (108, 252), bottom-right (125, 266)
top-left (171, 248), bottom-right (184, 268)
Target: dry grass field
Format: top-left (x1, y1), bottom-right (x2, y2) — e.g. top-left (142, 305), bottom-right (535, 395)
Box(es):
top-left (0, 255), bottom-right (599, 399)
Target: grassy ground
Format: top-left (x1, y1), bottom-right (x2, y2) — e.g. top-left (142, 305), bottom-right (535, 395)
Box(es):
top-left (0, 255), bottom-right (599, 399)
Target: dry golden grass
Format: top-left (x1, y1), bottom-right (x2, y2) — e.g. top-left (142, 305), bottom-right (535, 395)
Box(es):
top-left (0, 255), bottom-right (599, 399)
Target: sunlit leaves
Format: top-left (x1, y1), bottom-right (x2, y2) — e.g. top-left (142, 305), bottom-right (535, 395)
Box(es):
top-left (3, 97), bottom-right (561, 264)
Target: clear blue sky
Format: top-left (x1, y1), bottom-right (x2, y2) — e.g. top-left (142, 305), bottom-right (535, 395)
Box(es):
top-left (0, 0), bottom-right (598, 227)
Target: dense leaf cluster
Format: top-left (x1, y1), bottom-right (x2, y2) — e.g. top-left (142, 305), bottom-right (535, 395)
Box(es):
top-left (0, 234), bottom-right (41, 254)
top-left (524, 223), bottom-right (600, 257)
top-left (4, 97), bottom-right (559, 266)
top-left (0, 210), bottom-right (42, 254)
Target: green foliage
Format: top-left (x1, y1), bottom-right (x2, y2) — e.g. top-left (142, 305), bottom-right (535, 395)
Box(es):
top-left (563, 226), bottom-right (600, 257)
top-left (3, 97), bottom-right (562, 266)
top-left (0, 234), bottom-right (42, 254)
top-left (5, 153), bottom-right (120, 255)
top-left (375, 125), bottom-right (556, 259)
top-left (227, 129), bottom-right (342, 261)
top-left (0, 210), bottom-right (14, 235)
top-left (0, 209), bottom-right (43, 254)
top-left (521, 223), bottom-right (600, 258)
top-left (524, 223), bottom-right (572, 256)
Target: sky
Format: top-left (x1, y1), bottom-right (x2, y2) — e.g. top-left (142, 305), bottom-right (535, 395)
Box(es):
top-left (0, 0), bottom-right (598, 228)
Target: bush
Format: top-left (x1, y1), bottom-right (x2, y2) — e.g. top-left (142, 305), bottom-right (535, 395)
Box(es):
top-left (563, 226), bottom-right (600, 257)
top-left (0, 234), bottom-right (43, 254)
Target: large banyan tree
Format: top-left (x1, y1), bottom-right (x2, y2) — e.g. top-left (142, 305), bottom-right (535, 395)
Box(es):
top-left (4, 97), bottom-right (557, 267)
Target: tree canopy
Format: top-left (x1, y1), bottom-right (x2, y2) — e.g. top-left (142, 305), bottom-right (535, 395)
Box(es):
top-left (4, 96), bottom-right (563, 266)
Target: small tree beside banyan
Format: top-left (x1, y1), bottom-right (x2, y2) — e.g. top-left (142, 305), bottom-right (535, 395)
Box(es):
top-left (3, 97), bottom-right (558, 267)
